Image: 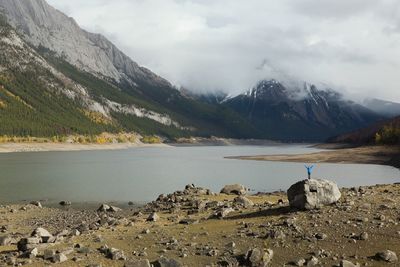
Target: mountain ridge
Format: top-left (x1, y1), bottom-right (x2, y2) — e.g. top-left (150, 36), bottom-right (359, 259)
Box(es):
top-left (0, 0), bottom-right (390, 141)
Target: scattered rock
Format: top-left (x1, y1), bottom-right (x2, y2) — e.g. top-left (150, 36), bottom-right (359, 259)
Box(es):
top-left (246, 248), bottom-right (273, 266)
top-left (97, 204), bottom-right (122, 212)
top-left (124, 259), bottom-right (151, 267)
top-left (31, 227), bottom-right (53, 243)
top-left (220, 184), bottom-right (247, 195)
top-left (0, 235), bottom-right (13, 246)
top-left (214, 208), bottom-right (234, 219)
top-left (30, 201), bottom-right (42, 208)
top-left (340, 260), bottom-right (359, 267)
top-left (233, 196), bottom-right (254, 208)
top-left (17, 237), bottom-right (40, 252)
top-left (59, 201), bottom-right (72, 206)
top-left (147, 212), bottom-right (159, 222)
top-left (287, 179), bottom-right (341, 210)
top-left (52, 253), bottom-right (68, 263)
top-left (43, 249), bottom-right (56, 260)
top-left (375, 250), bottom-right (398, 262)
top-left (292, 258), bottom-right (306, 266)
top-left (153, 257), bottom-right (182, 267)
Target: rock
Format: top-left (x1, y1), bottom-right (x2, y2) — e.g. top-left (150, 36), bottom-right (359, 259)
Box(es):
top-left (306, 256), bottom-right (319, 266)
top-left (31, 227), bottom-right (53, 243)
top-left (359, 232), bottom-right (368, 240)
top-left (59, 201), bottom-right (72, 206)
top-left (43, 249), bottom-right (56, 260)
top-left (97, 204), bottom-right (121, 212)
top-left (340, 260), bottom-right (359, 267)
top-left (287, 179), bottom-right (341, 210)
top-left (17, 237), bottom-right (40, 252)
top-left (124, 259), bottom-right (151, 267)
top-left (30, 201), bottom-right (42, 208)
top-left (315, 233), bottom-right (327, 240)
top-left (263, 249), bottom-right (274, 265)
top-left (147, 212), bottom-right (159, 222)
top-left (109, 206), bottom-right (122, 212)
top-left (234, 196), bottom-right (254, 208)
top-left (100, 246), bottom-right (126, 260)
top-left (375, 250), bottom-right (398, 262)
top-left (28, 247), bottom-right (38, 258)
top-left (0, 235), bottom-right (13, 246)
top-left (153, 257), bottom-right (182, 267)
top-left (109, 248), bottom-right (126, 260)
top-left (246, 248), bottom-right (273, 266)
top-left (52, 253), bottom-right (68, 263)
top-left (97, 204), bottom-right (111, 212)
top-left (293, 258), bottom-right (306, 266)
top-left (178, 218), bottom-right (199, 225)
top-left (220, 184), bottom-right (247, 195)
top-left (215, 208), bottom-right (235, 219)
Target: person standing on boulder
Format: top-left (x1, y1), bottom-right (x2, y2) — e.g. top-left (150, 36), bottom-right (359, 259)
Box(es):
top-left (305, 165), bottom-right (314, 179)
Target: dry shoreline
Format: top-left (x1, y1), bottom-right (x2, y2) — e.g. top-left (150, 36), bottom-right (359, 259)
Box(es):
top-left (227, 145), bottom-right (400, 169)
top-left (1, 184), bottom-right (400, 266)
top-left (0, 142), bottom-right (170, 153)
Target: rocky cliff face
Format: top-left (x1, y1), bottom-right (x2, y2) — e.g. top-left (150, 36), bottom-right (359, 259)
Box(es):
top-left (0, 0), bottom-right (169, 88)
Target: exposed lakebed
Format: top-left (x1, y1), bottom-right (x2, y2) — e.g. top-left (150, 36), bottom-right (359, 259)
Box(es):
top-left (0, 145), bottom-right (398, 204)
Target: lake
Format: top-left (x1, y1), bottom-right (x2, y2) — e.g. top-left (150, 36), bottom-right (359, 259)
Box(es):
top-left (0, 145), bottom-right (398, 205)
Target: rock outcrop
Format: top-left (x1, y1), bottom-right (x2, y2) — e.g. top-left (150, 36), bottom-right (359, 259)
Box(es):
top-left (0, 0), bottom-right (170, 88)
top-left (220, 184), bottom-right (247, 195)
top-left (287, 179), bottom-right (341, 210)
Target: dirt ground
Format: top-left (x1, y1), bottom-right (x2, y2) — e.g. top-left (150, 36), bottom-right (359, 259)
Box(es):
top-left (1, 183), bottom-right (400, 266)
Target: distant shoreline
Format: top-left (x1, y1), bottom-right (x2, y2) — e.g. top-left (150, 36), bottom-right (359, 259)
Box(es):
top-left (227, 145), bottom-right (400, 169)
top-left (0, 142), bottom-right (170, 153)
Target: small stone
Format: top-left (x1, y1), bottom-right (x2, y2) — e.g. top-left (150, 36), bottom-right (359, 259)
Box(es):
top-left (359, 232), bottom-right (368, 240)
top-left (376, 250), bottom-right (398, 262)
top-left (30, 201), bottom-right (42, 208)
top-left (340, 260), bottom-right (358, 267)
top-left (154, 257), bottom-right (182, 267)
top-left (124, 259), bottom-right (151, 267)
top-left (44, 249), bottom-right (56, 260)
top-left (52, 253), bottom-right (68, 263)
top-left (233, 196), bottom-right (254, 208)
top-left (97, 204), bottom-right (111, 212)
top-left (59, 201), bottom-right (72, 206)
top-left (31, 227), bottom-right (53, 243)
top-left (0, 235), bottom-right (13, 246)
top-left (306, 256), bottom-right (319, 266)
top-left (147, 212), bottom-right (159, 222)
top-left (293, 258), bottom-right (306, 266)
top-left (315, 233), bottom-right (327, 240)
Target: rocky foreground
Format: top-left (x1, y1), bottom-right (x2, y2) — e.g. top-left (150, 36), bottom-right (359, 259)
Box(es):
top-left (0, 182), bottom-right (400, 267)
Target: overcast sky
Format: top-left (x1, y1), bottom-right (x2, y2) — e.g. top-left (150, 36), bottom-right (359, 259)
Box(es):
top-left (47, 0), bottom-right (400, 102)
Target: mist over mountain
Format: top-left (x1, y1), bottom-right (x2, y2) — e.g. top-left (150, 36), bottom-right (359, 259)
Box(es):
top-left (47, 0), bottom-right (400, 103)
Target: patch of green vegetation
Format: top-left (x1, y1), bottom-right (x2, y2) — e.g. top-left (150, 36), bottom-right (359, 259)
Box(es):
top-left (140, 135), bottom-right (161, 144)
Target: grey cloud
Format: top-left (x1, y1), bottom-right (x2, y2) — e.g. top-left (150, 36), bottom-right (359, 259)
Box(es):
top-left (47, 0), bottom-right (400, 102)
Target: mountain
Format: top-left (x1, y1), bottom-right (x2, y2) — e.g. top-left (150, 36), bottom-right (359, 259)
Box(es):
top-left (363, 98), bottom-right (400, 118)
top-left (0, 0), bottom-right (386, 141)
top-left (0, 0), bottom-right (258, 139)
top-left (223, 80), bottom-right (382, 141)
top-left (329, 116), bottom-right (400, 145)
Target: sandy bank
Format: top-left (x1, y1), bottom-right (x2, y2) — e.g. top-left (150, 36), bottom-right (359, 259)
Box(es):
top-left (227, 145), bottom-right (400, 168)
top-left (0, 142), bottom-right (170, 153)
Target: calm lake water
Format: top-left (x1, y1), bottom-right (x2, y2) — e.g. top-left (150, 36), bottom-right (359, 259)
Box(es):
top-left (0, 145), bottom-right (398, 204)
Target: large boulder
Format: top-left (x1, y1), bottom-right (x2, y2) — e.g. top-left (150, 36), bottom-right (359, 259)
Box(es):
top-left (287, 179), bottom-right (341, 210)
top-left (220, 184), bottom-right (247, 195)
